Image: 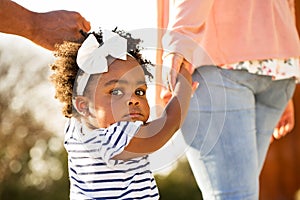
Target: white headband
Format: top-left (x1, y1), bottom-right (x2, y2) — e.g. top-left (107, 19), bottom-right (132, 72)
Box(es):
top-left (75, 30), bottom-right (128, 95)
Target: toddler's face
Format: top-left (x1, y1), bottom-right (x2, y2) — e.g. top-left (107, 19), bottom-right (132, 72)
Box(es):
top-left (86, 56), bottom-right (150, 128)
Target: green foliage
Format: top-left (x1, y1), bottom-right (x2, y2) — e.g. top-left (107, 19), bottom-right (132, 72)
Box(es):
top-left (0, 96), bottom-right (70, 200)
top-left (155, 159), bottom-right (203, 200)
top-left (0, 37), bottom-right (70, 200)
top-left (0, 161), bottom-right (69, 200)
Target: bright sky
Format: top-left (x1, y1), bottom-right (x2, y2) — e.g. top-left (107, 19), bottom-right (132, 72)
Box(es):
top-left (13, 0), bottom-right (160, 70)
top-left (13, 0), bottom-right (158, 31)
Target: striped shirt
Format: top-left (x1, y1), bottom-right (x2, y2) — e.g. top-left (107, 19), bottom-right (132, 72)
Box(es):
top-left (64, 118), bottom-right (159, 200)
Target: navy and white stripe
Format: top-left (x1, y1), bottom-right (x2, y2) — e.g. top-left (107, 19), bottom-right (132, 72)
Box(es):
top-left (64, 118), bottom-right (159, 200)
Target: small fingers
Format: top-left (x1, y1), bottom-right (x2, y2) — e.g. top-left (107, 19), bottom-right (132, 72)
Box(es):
top-left (192, 82), bottom-right (199, 93)
top-left (160, 87), bottom-right (173, 105)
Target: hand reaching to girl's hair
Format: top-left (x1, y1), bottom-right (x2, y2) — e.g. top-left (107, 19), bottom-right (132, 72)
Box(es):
top-left (0, 0), bottom-right (91, 50)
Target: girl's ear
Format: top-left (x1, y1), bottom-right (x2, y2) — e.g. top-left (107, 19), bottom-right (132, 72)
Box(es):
top-left (74, 96), bottom-right (90, 116)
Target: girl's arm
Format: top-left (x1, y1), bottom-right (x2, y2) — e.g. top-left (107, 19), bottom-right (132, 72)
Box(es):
top-left (113, 66), bottom-right (193, 160)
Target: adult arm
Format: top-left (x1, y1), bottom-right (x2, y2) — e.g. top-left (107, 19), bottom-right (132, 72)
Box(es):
top-left (162, 0), bottom-right (214, 89)
top-left (0, 0), bottom-right (90, 50)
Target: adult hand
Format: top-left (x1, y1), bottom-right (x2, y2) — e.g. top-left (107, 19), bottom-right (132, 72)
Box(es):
top-left (271, 99), bottom-right (295, 142)
top-left (0, 0), bottom-right (91, 51)
top-left (162, 53), bottom-right (194, 91)
top-left (30, 10), bottom-right (91, 50)
top-left (161, 53), bottom-right (198, 105)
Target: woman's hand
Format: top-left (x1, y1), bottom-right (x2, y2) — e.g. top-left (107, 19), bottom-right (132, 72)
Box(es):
top-left (161, 53), bottom-right (198, 105)
top-left (271, 99), bottom-right (295, 142)
top-left (162, 53), bottom-right (195, 91)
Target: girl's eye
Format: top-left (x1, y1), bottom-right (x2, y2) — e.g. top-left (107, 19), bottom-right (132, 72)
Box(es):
top-left (135, 89), bottom-right (146, 96)
top-left (110, 89), bottom-right (124, 96)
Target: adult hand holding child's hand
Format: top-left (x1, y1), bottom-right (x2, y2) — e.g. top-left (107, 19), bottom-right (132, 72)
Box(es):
top-left (161, 52), bottom-right (198, 105)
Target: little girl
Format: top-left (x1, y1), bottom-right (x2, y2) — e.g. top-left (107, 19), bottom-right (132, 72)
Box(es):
top-left (50, 28), bottom-right (193, 199)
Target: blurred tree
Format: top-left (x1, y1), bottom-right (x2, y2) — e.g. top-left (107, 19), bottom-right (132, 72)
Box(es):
top-left (0, 34), bottom-right (69, 200)
top-left (155, 159), bottom-right (203, 200)
top-left (0, 111), bottom-right (69, 199)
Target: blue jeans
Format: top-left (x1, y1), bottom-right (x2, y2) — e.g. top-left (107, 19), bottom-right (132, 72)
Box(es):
top-left (182, 66), bottom-right (295, 200)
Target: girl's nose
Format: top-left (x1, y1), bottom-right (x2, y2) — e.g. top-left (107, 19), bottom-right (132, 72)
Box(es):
top-left (127, 96), bottom-right (140, 106)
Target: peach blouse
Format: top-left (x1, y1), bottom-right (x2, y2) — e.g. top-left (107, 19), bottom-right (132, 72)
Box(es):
top-left (162, 0), bottom-right (300, 80)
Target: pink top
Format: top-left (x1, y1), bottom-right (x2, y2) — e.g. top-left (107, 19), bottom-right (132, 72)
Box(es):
top-left (162, 0), bottom-right (300, 67)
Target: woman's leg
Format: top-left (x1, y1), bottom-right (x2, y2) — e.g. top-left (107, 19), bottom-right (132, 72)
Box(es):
top-left (182, 66), bottom-right (295, 199)
top-left (254, 78), bottom-right (295, 172)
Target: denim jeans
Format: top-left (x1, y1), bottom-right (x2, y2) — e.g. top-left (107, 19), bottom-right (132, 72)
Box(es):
top-left (182, 66), bottom-right (295, 200)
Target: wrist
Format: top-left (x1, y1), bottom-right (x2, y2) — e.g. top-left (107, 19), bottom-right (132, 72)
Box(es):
top-left (174, 75), bottom-right (192, 98)
top-left (3, 0), bottom-right (36, 39)
top-left (178, 67), bottom-right (192, 84)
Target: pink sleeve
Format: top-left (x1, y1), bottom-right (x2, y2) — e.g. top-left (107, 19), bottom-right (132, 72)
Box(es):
top-left (162, 0), bottom-right (215, 66)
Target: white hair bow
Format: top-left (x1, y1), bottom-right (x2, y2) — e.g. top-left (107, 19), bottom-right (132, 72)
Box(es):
top-left (75, 30), bottom-right (128, 95)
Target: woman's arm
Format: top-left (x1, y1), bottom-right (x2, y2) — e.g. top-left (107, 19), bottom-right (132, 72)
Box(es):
top-left (0, 0), bottom-right (90, 50)
top-left (162, 0), bottom-right (214, 65)
top-left (162, 0), bottom-right (214, 90)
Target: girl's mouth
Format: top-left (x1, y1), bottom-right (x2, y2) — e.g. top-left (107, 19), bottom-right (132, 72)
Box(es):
top-left (123, 112), bottom-right (143, 120)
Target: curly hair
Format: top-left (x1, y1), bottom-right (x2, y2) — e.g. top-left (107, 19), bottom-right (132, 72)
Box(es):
top-left (50, 28), bottom-right (153, 118)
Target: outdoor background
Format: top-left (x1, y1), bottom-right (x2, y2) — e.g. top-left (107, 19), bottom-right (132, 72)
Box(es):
top-left (0, 1), bottom-right (202, 199)
top-left (1, 1), bottom-right (300, 200)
